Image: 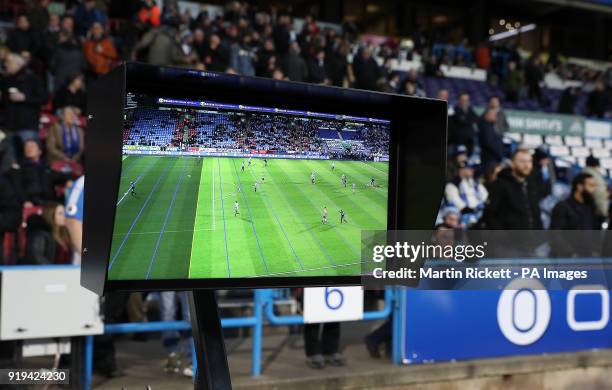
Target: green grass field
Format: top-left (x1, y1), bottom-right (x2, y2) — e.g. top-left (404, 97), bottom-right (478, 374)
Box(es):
top-left (107, 155), bottom-right (388, 280)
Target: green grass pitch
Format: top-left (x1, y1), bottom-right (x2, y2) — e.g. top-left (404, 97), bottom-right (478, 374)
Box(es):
top-left (107, 155), bottom-right (388, 280)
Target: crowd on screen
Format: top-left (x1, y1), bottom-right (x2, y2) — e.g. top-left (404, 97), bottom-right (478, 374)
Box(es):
top-left (0, 0), bottom-right (611, 377)
top-left (125, 106), bottom-right (390, 159)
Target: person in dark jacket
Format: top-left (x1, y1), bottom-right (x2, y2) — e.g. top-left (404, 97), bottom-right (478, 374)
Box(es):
top-left (0, 174), bottom-right (21, 247)
top-left (450, 92), bottom-right (478, 155)
top-left (74, 0), bottom-right (107, 37)
top-left (530, 147), bottom-right (554, 201)
top-left (282, 42), bottom-right (308, 82)
top-left (352, 46), bottom-right (381, 91)
top-left (549, 173), bottom-right (601, 257)
top-left (23, 202), bottom-right (72, 264)
top-left (524, 55), bottom-right (544, 106)
top-left (11, 139), bottom-right (68, 206)
top-left (199, 33), bottom-right (228, 72)
top-left (52, 72), bottom-right (86, 115)
top-left (272, 14), bottom-right (291, 59)
top-left (27, 0), bottom-right (50, 42)
top-left (482, 148), bottom-right (543, 230)
top-left (478, 109), bottom-right (504, 168)
top-left (50, 29), bottom-right (86, 92)
top-left (326, 40), bottom-right (349, 87)
top-left (586, 81), bottom-right (609, 118)
top-left (255, 38), bottom-right (276, 77)
top-left (307, 50), bottom-right (330, 85)
top-left (557, 86), bottom-right (579, 114)
top-left (6, 15), bottom-right (38, 57)
top-left (1, 53), bottom-right (47, 141)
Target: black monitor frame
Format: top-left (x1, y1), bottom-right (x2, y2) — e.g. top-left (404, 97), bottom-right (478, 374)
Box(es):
top-left (81, 62), bottom-right (447, 294)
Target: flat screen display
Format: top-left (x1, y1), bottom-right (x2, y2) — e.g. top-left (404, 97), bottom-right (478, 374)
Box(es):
top-left (107, 93), bottom-right (390, 280)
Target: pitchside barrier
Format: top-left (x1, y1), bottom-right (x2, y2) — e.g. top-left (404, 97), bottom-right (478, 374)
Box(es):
top-left (0, 265), bottom-right (397, 389)
top-left (3, 263), bottom-right (612, 389)
top-left (402, 258), bottom-right (612, 364)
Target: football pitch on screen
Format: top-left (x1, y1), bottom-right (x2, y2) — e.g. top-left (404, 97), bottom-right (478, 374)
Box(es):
top-left (107, 155), bottom-right (388, 280)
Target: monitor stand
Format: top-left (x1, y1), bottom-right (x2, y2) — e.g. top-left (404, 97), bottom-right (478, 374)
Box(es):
top-left (189, 290), bottom-right (232, 390)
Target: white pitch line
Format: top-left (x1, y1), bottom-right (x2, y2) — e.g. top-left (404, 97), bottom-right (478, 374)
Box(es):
top-left (361, 161), bottom-right (388, 175)
top-left (112, 227), bottom-right (215, 236)
top-left (246, 260), bottom-right (367, 277)
top-left (117, 174), bottom-right (144, 206)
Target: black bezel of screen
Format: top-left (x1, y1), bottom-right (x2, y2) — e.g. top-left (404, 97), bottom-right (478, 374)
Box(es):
top-left (82, 62), bottom-right (447, 294)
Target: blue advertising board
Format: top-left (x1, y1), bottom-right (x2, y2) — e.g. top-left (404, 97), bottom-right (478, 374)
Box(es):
top-left (402, 278), bottom-right (612, 363)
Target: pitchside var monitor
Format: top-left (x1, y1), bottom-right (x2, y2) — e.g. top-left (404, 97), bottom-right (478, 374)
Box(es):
top-left (82, 62), bottom-right (447, 294)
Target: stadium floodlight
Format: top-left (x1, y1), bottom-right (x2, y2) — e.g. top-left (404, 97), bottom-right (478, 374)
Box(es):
top-left (81, 62), bottom-right (447, 294)
top-left (489, 23), bottom-right (536, 42)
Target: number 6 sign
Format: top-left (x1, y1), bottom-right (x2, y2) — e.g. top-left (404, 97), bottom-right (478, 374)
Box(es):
top-left (304, 286), bottom-right (363, 323)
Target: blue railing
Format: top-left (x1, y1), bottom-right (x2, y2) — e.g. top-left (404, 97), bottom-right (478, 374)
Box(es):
top-left (81, 287), bottom-right (396, 390)
top-left (0, 265), bottom-right (396, 390)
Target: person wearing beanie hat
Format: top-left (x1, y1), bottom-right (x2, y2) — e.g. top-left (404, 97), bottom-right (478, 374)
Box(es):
top-left (583, 155), bottom-right (608, 218)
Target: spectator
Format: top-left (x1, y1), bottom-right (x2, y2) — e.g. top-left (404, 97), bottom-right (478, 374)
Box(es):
top-left (200, 34), bottom-right (229, 72)
top-left (488, 96), bottom-right (509, 136)
top-left (53, 73), bottom-right (87, 115)
top-left (50, 28), bottom-right (86, 92)
top-left (64, 175), bottom-right (83, 264)
top-left (83, 22), bottom-right (119, 79)
top-left (436, 88), bottom-right (454, 116)
top-left (6, 15), bottom-right (38, 59)
top-left (326, 40), bottom-right (350, 87)
top-left (482, 148), bottom-right (543, 230)
top-left (46, 106), bottom-right (85, 164)
top-left (381, 73), bottom-right (400, 93)
top-left (229, 34), bottom-right (256, 77)
top-left (524, 55), bottom-right (544, 106)
top-left (440, 206), bottom-right (461, 229)
top-left (40, 12), bottom-right (60, 63)
top-left (449, 92), bottom-right (478, 155)
top-left (1, 53), bottom-right (47, 143)
top-left (27, 0), bottom-right (50, 42)
top-left (23, 201), bottom-right (72, 264)
top-left (446, 144), bottom-right (468, 181)
top-left (503, 61), bottom-right (522, 103)
top-left (272, 14), bottom-right (292, 59)
top-left (551, 173), bottom-right (599, 230)
top-left (191, 28), bottom-right (207, 62)
top-left (478, 109), bottom-right (504, 168)
top-left (558, 86), bottom-right (579, 114)
top-left (304, 321), bottom-right (345, 369)
top-left (530, 147), bottom-right (554, 200)
top-left (352, 46), bottom-right (381, 91)
top-left (550, 173), bottom-right (601, 257)
top-left (137, 0), bottom-right (162, 29)
top-left (583, 155), bottom-right (609, 218)
top-left (255, 38), bottom-right (275, 77)
top-left (74, 0), bottom-right (107, 37)
top-left (160, 292), bottom-right (193, 377)
top-left (444, 161), bottom-right (488, 225)
top-left (402, 79), bottom-right (425, 97)
top-left (271, 68), bottom-right (285, 80)
top-left (0, 129), bottom-right (16, 174)
top-left (0, 174), bottom-right (21, 261)
top-left (282, 42), bottom-right (308, 82)
top-left (307, 50), bottom-right (330, 84)
top-left (12, 139), bottom-right (67, 206)
top-left (133, 22), bottom-right (184, 66)
top-left (364, 318), bottom-right (391, 359)
top-left (586, 81), bottom-right (609, 118)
